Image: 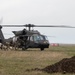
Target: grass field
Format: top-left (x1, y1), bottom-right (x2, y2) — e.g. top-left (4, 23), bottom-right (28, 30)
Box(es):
top-left (0, 45), bottom-right (75, 75)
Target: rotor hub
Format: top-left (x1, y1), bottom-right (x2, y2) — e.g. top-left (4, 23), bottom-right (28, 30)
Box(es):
top-left (25, 24), bottom-right (34, 31)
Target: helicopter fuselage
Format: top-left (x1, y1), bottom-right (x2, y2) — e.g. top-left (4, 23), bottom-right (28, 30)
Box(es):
top-left (10, 30), bottom-right (49, 50)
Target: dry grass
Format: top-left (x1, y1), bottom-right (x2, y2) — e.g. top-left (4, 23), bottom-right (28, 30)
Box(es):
top-left (0, 46), bottom-right (75, 75)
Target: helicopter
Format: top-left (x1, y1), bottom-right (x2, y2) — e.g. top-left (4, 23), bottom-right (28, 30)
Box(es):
top-left (0, 24), bottom-right (75, 51)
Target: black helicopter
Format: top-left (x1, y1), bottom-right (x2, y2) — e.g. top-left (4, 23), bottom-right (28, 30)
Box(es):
top-left (0, 24), bottom-right (75, 51)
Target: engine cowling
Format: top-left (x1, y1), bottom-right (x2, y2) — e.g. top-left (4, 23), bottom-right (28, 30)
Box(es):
top-left (12, 29), bottom-right (27, 36)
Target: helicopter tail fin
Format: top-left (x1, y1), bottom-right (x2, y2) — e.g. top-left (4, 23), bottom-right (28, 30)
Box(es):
top-left (0, 27), bottom-right (5, 43)
top-left (0, 17), bottom-right (5, 43)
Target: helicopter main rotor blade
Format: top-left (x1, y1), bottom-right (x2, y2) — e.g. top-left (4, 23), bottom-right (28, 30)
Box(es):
top-left (1, 25), bottom-right (24, 27)
top-left (34, 25), bottom-right (75, 28)
top-left (1, 24), bottom-right (75, 28)
top-left (1, 24), bottom-right (34, 27)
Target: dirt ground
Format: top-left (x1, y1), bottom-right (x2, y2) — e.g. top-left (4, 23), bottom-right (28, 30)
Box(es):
top-left (26, 56), bottom-right (75, 74)
top-left (42, 56), bottom-right (75, 73)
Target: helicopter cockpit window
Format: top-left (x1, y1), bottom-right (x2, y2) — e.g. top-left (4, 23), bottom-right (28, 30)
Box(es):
top-left (41, 35), bottom-right (48, 40)
top-left (45, 36), bottom-right (48, 40)
top-left (33, 35), bottom-right (44, 42)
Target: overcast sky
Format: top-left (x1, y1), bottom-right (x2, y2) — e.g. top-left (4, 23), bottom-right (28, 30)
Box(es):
top-left (0, 0), bottom-right (75, 44)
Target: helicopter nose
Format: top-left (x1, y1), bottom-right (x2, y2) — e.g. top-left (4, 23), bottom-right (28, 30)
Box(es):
top-left (43, 40), bottom-right (49, 44)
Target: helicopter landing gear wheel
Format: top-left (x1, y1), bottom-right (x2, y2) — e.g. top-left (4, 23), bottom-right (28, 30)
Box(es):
top-left (22, 47), bottom-right (27, 51)
top-left (22, 41), bottom-right (28, 51)
top-left (40, 48), bottom-right (44, 51)
top-left (22, 47), bottom-right (25, 51)
top-left (22, 45), bottom-right (28, 51)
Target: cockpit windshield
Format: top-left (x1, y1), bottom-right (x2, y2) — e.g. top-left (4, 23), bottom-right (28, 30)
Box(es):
top-left (44, 36), bottom-right (48, 40)
top-left (33, 35), bottom-right (44, 41)
top-left (30, 34), bottom-right (48, 42)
